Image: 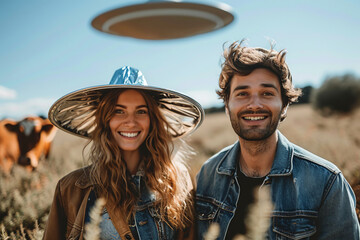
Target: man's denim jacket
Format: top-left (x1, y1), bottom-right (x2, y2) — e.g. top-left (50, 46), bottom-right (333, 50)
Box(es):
top-left (195, 131), bottom-right (360, 240)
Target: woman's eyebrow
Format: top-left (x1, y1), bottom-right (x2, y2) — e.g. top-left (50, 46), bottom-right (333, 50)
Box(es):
top-left (136, 105), bottom-right (148, 109)
top-left (114, 104), bottom-right (148, 109)
top-left (115, 104), bottom-right (126, 108)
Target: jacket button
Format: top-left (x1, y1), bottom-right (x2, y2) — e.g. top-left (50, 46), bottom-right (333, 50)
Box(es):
top-left (125, 234), bottom-right (132, 240)
top-left (139, 220), bottom-right (148, 226)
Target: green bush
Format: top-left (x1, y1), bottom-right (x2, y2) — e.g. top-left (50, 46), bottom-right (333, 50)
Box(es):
top-left (312, 73), bottom-right (360, 115)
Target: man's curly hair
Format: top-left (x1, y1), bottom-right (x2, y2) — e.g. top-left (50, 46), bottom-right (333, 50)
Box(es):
top-left (217, 40), bottom-right (302, 107)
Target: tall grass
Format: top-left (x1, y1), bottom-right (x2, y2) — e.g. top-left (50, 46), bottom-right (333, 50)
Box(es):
top-left (0, 131), bottom-right (85, 238)
top-left (84, 198), bottom-right (105, 240)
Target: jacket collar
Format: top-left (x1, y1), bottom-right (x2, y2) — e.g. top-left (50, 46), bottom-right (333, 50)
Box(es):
top-left (268, 131), bottom-right (293, 176)
top-left (216, 131), bottom-right (293, 176)
top-left (73, 164), bottom-right (145, 189)
top-left (216, 141), bottom-right (239, 176)
top-left (75, 167), bottom-right (93, 189)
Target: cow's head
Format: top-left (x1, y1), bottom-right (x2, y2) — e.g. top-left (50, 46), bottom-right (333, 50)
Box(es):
top-left (5, 116), bottom-right (57, 171)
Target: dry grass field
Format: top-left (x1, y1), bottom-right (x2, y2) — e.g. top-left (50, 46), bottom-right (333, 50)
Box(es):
top-left (45, 104), bottom-right (360, 182)
top-left (188, 104), bottom-right (360, 181)
top-left (1, 104), bottom-right (360, 238)
top-left (45, 104), bottom-right (360, 181)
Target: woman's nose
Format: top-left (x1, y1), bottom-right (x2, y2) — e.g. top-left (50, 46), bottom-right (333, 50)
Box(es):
top-left (124, 114), bottom-right (136, 126)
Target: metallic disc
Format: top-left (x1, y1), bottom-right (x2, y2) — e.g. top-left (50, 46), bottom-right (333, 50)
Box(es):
top-left (91, 0), bottom-right (234, 40)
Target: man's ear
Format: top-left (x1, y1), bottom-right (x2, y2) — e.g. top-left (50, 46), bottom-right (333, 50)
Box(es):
top-left (280, 105), bottom-right (289, 121)
top-left (225, 105), bottom-right (229, 117)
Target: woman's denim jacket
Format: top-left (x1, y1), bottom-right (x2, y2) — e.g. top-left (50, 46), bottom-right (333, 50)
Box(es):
top-left (195, 131), bottom-right (360, 240)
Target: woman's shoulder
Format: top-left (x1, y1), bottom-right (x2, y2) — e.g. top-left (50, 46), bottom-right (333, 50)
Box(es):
top-left (57, 166), bottom-right (92, 189)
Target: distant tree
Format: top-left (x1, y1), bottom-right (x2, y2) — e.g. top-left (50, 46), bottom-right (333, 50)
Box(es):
top-left (294, 85), bottom-right (314, 104)
top-left (204, 105), bottom-right (225, 114)
top-left (311, 73), bottom-right (360, 115)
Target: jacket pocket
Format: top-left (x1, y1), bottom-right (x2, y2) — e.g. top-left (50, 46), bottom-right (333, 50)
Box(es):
top-left (273, 212), bottom-right (317, 240)
top-left (196, 198), bottom-right (223, 240)
top-left (66, 227), bottom-right (82, 240)
top-left (196, 198), bottom-right (220, 221)
top-left (148, 206), bottom-right (175, 239)
top-left (66, 222), bottom-right (82, 240)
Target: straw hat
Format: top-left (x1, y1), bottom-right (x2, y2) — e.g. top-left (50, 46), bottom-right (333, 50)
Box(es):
top-left (48, 66), bottom-right (204, 139)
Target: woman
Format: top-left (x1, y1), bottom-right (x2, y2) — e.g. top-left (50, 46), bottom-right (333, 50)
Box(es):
top-left (43, 66), bottom-right (204, 240)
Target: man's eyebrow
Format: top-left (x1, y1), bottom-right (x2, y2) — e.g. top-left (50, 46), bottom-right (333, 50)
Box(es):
top-left (261, 83), bottom-right (279, 92)
top-left (232, 85), bottom-right (249, 93)
top-left (232, 83), bottom-right (280, 93)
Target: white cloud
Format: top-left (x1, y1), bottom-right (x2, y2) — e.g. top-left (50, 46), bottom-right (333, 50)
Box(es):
top-left (0, 85), bottom-right (17, 99)
top-left (185, 89), bottom-right (224, 109)
top-left (0, 98), bottom-right (56, 120)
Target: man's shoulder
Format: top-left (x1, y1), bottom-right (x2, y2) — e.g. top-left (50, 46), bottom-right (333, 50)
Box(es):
top-left (201, 143), bottom-right (236, 169)
top-left (292, 144), bottom-right (341, 174)
top-left (196, 143), bottom-right (237, 181)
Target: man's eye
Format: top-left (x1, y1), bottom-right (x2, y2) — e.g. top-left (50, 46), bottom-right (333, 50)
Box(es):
top-left (237, 92), bottom-right (248, 97)
top-left (263, 92), bottom-right (274, 96)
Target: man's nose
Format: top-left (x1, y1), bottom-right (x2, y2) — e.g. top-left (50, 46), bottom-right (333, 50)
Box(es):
top-left (247, 95), bottom-right (263, 110)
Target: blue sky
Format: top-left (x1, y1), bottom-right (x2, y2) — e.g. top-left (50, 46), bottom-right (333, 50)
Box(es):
top-left (1, 0), bottom-right (359, 119)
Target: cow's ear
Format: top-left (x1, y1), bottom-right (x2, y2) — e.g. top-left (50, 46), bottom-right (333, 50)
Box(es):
top-left (42, 124), bottom-right (54, 133)
top-left (5, 123), bottom-right (18, 132)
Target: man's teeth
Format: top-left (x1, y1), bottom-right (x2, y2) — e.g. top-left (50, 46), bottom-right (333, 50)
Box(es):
top-left (243, 116), bottom-right (265, 120)
top-left (120, 132), bottom-right (139, 137)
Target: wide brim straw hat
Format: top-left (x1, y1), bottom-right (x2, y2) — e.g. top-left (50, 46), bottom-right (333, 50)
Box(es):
top-left (48, 66), bottom-right (204, 139)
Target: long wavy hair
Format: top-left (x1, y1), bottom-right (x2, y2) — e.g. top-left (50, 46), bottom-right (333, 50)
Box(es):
top-left (88, 89), bottom-right (193, 229)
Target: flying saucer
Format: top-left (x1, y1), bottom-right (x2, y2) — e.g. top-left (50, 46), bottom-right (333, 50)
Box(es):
top-left (91, 0), bottom-right (234, 40)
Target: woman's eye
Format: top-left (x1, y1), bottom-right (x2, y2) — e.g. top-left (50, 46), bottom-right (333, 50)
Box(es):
top-left (137, 109), bottom-right (148, 114)
top-left (115, 109), bottom-right (125, 114)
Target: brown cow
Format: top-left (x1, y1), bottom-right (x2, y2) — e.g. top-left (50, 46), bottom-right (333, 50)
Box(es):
top-left (0, 116), bottom-right (57, 173)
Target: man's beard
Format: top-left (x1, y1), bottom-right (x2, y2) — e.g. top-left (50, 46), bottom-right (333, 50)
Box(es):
top-left (229, 110), bottom-right (281, 141)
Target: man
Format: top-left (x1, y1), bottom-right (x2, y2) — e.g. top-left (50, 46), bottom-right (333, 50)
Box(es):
top-left (195, 41), bottom-right (360, 239)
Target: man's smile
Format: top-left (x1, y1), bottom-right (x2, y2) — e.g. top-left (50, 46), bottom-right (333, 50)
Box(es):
top-left (242, 116), bottom-right (268, 121)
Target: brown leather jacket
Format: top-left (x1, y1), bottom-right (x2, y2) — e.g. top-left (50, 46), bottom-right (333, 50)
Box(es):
top-left (43, 167), bottom-right (194, 240)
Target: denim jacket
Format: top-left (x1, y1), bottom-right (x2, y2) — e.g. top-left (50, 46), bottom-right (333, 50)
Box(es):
top-left (43, 166), bottom-right (193, 240)
top-left (195, 131), bottom-right (360, 240)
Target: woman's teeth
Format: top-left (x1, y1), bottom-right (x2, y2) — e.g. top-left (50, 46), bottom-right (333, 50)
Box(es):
top-left (120, 132), bottom-right (139, 137)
